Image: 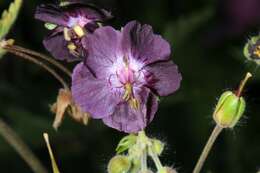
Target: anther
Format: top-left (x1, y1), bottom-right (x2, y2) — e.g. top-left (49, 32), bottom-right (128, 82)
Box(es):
top-left (73, 25), bottom-right (85, 38)
top-left (63, 27), bottom-right (71, 41)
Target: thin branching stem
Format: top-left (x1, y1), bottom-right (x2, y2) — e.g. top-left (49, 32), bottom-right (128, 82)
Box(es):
top-left (0, 117), bottom-right (48, 173)
top-left (5, 45), bottom-right (72, 77)
top-left (141, 148), bottom-right (148, 172)
top-left (4, 47), bottom-right (69, 89)
top-left (192, 125), bottom-right (223, 173)
top-left (148, 146), bottom-right (163, 171)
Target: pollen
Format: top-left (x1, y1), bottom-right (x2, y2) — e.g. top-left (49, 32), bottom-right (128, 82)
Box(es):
top-left (67, 42), bottom-right (77, 51)
top-left (63, 27), bottom-right (71, 41)
top-left (73, 25), bottom-right (85, 38)
top-left (253, 45), bottom-right (260, 58)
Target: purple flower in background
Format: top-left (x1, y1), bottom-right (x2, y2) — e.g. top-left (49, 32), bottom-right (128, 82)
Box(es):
top-left (72, 21), bottom-right (182, 133)
top-left (35, 2), bottom-right (112, 61)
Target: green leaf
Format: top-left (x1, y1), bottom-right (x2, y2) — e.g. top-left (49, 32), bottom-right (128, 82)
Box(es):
top-left (0, 0), bottom-right (23, 58)
top-left (116, 134), bottom-right (137, 154)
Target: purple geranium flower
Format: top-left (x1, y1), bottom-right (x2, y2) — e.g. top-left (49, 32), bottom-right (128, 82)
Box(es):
top-left (35, 1), bottom-right (112, 61)
top-left (72, 21), bottom-right (182, 133)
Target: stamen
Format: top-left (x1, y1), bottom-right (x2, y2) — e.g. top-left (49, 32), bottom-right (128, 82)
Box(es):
top-left (63, 28), bottom-right (71, 41)
top-left (67, 42), bottom-right (77, 51)
top-left (73, 25), bottom-right (85, 38)
top-left (253, 45), bottom-right (260, 58)
top-left (122, 83), bottom-right (140, 110)
top-left (129, 98), bottom-right (140, 110)
top-left (123, 83), bottom-right (132, 101)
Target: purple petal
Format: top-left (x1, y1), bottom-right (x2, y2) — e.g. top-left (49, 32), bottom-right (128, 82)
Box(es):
top-left (43, 28), bottom-right (80, 62)
top-left (72, 63), bottom-right (121, 119)
top-left (35, 3), bottom-right (112, 27)
top-left (145, 61), bottom-right (182, 96)
top-left (63, 3), bottom-right (113, 22)
top-left (122, 21), bottom-right (171, 66)
top-left (83, 26), bottom-right (123, 77)
top-left (35, 4), bottom-right (69, 26)
top-left (102, 88), bottom-right (158, 133)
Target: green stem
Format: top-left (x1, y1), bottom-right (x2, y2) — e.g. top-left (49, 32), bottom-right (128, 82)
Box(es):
top-left (140, 149), bottom-right (148, 172)
top-left (0, 117), bottom-right (48, 173)
top-left (148, 146), bottom-right (163, 171)
top-left (192, 125), bottom-right (223, 173)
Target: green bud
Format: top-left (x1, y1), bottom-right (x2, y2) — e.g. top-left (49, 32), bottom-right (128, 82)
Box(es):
top-left (151, 139), bottom-right (164, 156)
top-left (243, 35), bottom-right (260, 64)
top-left (157, 167), bottom-right (177, 173)
top-left (139, 170), bottom-right (154, 173)
top-left (108, 155), bottom-right (131, 173)
top-left (129, 157), bottom-right (140, 173)
top-left (213, 91), bottom-right (246, 128)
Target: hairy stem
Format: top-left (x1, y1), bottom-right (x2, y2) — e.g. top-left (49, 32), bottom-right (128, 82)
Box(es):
top-left (5, 45), bottom-right (72, 77)
top-left (148, 146), bottom-right (163, 171)
top-left (0, 117), bottom-right (48, 173)
top-left (192, 125), bottom-right (223, 173)
top-left (4, 47), bottom-right (69, 89)
top-left (140, 148), bottom-right (148, 172)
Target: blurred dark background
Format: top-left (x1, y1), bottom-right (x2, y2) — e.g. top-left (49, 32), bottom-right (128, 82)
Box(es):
top-left (0, 0), bottom-right (260, 173)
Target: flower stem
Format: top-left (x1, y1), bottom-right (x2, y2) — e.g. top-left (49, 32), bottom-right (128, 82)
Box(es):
top-left (4, 47), bottom-right (69, 89)
top-left (192, 125), bottom-right (223, 173)
top-left (5, 45), bottom-right (72, 77)
top-left (148, 146), bottom-right (163, 171)
top-left (0, 117), bottom-right (48, 173)
top-left (140, 149), bottom-right (148, 172)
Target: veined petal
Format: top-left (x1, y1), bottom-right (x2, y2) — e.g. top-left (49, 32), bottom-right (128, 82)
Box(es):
top-left (122, 21), bottom-right (171, 66)
top-left (83, 26), bottom-right (123, 77)
top-left (43, 28), bottom-right (80, 62)
top-left (145, 61), bottom-right (182, 96)
top-left (102, 88), bottom-right (158, 133)
top-left (62, 3), bottom-right (113, 22)
top-left (72, 63), bottom-right (121, 118)
top-left (35, 4), bottom-right (69, 26)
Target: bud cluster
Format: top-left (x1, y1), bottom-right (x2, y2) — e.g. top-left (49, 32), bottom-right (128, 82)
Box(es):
top-left (108, 132), bottom-right (177, 173)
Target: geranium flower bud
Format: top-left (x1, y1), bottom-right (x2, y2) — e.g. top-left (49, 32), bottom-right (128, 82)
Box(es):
top-left (108, 155), bottom-right (131, 173)
top-left (151, 139), bottom-right (164, 156)
top-left (213, 91), bottom-right (245, 128)
top-left (157, 167), bottom-right (177, 173)
top-left (213, 73), bottom-right (251, 128)
top-left (139, 170), bottom-right (154, 173)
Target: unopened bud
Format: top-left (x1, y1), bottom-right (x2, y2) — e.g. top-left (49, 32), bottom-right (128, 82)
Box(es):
top-left (108, 155), bottom-right (131, 173)
top-left (213, 91), bottom-right (245, 128)
top-left (139, 170), bottom-right (154, 173)
top-left (157, 167), bottom-right (177, 173)
top-left (213, 73), bottom-right (251, 128)
top-left (151, 139), bottom-right (164, 156)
